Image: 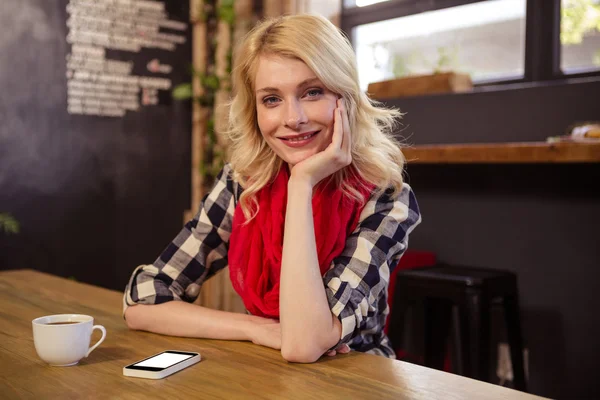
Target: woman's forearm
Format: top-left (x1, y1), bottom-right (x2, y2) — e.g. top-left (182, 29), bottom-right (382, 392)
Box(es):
top-left (279, 178), bottom-right (341, 362)
top-left (125, 301), bottom-right (256, 340)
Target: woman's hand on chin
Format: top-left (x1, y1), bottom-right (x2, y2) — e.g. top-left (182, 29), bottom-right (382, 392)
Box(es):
top-left (290, 98), bottom-right (352, 188)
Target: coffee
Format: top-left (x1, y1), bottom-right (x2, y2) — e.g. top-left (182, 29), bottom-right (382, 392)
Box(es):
top-left (46, 322), bottom-right (80, 325)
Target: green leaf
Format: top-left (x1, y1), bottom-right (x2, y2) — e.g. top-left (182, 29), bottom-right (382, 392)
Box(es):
top-left (202, 74), bottom-right (220, 90)
top-left (0, 213), bottom-right (20, 234)
top-left (195, 93), bottom-right (214, 107)
top-left (218, 7), bottom-right (235, 25)
top-left (206, 126), bottom-right (217, 146)
top-left (195, 9), bottom-right (207, 23)
top-left (172, 83), bottom-right (193, 100)
top-left (561, 0), bottom-right (600, 45)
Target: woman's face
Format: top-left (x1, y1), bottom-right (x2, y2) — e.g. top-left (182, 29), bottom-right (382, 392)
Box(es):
top-left (254, 55), bottom-right (338, 167)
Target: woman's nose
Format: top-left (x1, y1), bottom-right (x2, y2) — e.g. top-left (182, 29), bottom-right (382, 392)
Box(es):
top-left (284, 100), bottom-right (307, 129)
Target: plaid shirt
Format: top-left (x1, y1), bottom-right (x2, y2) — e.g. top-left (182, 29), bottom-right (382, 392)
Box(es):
top-left (124, 163), bottom-right (421, 358)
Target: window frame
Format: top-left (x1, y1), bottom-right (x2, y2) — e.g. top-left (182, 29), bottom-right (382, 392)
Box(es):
top-left (340, 0), bottom-right (600, 88)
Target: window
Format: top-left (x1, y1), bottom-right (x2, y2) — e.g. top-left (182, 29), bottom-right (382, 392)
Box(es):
top-left (353, 0), bottom-right (526, 90)
top-left (561, 0), bottom-right (600, 74)
top-left (342, 0), bottom-right (600, 92)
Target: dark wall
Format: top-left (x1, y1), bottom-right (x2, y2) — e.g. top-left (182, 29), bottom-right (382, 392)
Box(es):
top-left (0, 1), bottom-right (192, 292)
top-left (387, 78), bottom-right (600, 398)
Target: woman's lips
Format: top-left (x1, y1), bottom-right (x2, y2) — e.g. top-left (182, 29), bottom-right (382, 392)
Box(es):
top-left (279, 131), bottom-right (320, 148)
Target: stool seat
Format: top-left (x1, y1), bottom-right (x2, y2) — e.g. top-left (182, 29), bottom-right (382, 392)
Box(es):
top-left (396, 264), bottom-right (519, 301)
top-left (389, 263), bottom-right (527, 392)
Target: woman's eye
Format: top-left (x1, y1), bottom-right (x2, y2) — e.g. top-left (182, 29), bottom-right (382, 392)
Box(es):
top-left (263, 97), bottom-right (279, 105)
top-left (306, 88), bottom-right (323, 97)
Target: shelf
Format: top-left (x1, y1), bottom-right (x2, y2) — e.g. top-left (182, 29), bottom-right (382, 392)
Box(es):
top-left (402, 141), bottom-right (600, 164)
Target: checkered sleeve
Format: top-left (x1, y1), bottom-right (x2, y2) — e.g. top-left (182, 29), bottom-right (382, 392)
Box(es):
top-left (323, 183), bottom-right (421, 344)
top-left (123, 164), bottom-right (237, 315)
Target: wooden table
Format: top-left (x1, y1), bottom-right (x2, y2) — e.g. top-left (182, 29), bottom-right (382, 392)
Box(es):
top-left (0, 270), bottom-right (546, 399)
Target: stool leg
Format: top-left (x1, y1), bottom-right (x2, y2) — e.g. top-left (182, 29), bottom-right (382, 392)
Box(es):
top-left (424, 298), bottom-right (452, 370)
top-left (451, 305), bottom-right (464, 376)
top-left (464, 289), bottom-right (491, 382)
top-left (504, 294), bottom-right (527, 392)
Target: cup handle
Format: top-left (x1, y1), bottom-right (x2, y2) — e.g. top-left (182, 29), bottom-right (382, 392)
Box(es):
top-left (86, 325), bottom-right (107, 358)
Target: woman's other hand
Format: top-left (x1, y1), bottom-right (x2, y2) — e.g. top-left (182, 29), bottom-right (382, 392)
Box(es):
top-left (290, 98), bottom-right (352, 188)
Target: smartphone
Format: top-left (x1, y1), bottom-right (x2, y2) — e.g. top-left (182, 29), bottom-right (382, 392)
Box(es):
top-left (123, 350), bottom-right (201, 379)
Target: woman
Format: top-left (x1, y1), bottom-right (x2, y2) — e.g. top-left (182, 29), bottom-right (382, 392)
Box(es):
top-left (124, 14), bottom-right (421, 363)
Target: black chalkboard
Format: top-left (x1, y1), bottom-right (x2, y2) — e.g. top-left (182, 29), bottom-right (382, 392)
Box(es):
top-left (0, 0), bottom-right (192, 291)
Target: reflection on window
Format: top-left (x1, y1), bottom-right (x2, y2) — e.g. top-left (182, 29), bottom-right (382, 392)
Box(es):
top-left (561, 0), bottom-right (600, 74)
top-left (353, 0), bottom-right (526, 91)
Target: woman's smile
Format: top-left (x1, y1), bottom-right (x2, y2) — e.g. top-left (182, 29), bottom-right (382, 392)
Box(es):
top-left (278, 130), bottom-right (321, 147)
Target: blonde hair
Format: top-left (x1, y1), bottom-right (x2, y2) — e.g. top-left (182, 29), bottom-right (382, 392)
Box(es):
top-left (227, 14), bottom-right (405, 220)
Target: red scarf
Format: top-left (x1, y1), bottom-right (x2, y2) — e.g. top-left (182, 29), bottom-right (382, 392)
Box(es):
top-left (228, 166), bottom-right (373, 319)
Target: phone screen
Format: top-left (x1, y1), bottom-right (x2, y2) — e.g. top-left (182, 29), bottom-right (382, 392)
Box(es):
top-left (131, 351), bottom-right (194, 369)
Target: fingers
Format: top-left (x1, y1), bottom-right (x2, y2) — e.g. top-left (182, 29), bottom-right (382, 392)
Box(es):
top-left (331, 100), bottom-right (343, 149)
top-left (336, 344), bottom-right (351, 354)
top-left (325, 344), bottom-right (351, 357)
top-left (331, 98), bottom-right (351, 168)
top-left (339, 99), bottom-right (351, 155)
top-left (338, 99), bottom-right (350, 142)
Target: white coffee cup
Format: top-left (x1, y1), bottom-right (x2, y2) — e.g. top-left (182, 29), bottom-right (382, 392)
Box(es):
top-left (32, 314), bottom-right (106, 366)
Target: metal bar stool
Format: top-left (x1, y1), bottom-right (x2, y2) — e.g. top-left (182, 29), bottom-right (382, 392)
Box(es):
top-left (388, 263), bottom-right (527, 392)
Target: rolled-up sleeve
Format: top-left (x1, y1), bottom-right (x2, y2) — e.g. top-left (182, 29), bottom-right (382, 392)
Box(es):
top-left (323, 183), bottom-right (421, 343)
top-left (123, 164), bottom-right (237, 316)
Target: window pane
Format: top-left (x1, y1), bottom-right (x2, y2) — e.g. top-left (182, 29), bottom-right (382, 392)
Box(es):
top-left (353, 0), bottom-right (527, 91)
top-left (561, 0), bottom-right (600, 74)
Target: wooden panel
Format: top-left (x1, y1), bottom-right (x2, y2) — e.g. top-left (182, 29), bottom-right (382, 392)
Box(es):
top-left (0, 270), bottom-right (547, 400)
top-left (402, 142), bottom-right (600, 164)
top-left (194, 0), bottom-right (249, 314)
